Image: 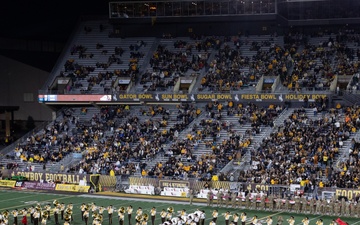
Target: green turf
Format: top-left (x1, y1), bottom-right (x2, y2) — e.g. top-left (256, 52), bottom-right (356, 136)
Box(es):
top-left (0, 190), bottom-right (358, 225)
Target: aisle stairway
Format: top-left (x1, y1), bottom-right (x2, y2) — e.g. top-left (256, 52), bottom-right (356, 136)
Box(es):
top-left (304, 108), bottom-right (357, 181)
top-left (140, 110), bottom-right (207, 171)
top-left (221, 108), bottom-right (295, 176)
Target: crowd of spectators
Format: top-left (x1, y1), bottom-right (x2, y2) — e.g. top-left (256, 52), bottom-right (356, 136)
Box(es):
top-left (44, 20), bottom-right (360, 97)
top-left (282, 28), bottom-right (360, 92)
top-left (140, 37), bottom-right (219, 92)
top-left (51, 24), bottom-right (151, 94)
top-left (64, 103), bottom-right (199, 175)
top-left (236, 104), bottom-right (360, 190)
top-left (194, 28), bottom-right (360, 94)
top-left (12, 108), bottom-right (77, 165)
top-left (200, 35), bottom-right (285, 92)
top-left (143, 102), bottom-right (283, 181)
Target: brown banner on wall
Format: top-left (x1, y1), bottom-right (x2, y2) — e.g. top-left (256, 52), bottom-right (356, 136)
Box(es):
top-left (335, 188), bottom-right (360, 200)
top-left (159, 180), bottom-right (190, 188)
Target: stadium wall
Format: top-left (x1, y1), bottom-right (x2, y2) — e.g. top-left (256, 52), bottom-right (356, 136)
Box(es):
top-left (111, 15), bottom-right (278, 37)
top-left (0, 55), bottom-right (53, 122)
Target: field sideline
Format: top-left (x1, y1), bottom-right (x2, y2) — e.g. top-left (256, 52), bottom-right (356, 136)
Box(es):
top-left (0, 190), bottom-right (358, 225)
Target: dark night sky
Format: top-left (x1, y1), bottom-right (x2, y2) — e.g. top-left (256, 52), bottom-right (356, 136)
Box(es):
top-left (0, 0), bottom-right (109, 41)
top-left (0, 0), bottom-right (158, 71)
top-left (0, 0), bottom-right (109, 71)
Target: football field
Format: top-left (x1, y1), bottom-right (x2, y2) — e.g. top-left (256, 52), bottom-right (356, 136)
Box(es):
top-left (0, 190), bottom-right (358, 225)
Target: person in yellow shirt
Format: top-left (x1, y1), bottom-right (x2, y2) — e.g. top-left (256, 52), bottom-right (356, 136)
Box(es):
top-left (110, 169), bottom-right (115, 176)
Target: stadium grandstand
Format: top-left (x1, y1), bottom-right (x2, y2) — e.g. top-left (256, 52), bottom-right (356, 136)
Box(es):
top-left (1, 0), bottom-right (360, 222)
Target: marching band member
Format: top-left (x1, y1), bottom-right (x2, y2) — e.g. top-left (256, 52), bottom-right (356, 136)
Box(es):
top-left (127, 205), bottom-right (133, 225)
top-left (12, 209), bottom-right (18, 225)
top-left (66, 204), bottom-right (73, 222)
top-left (163, 219), bottom-right (172, 225)
top-left (302, 217), bottom-right (309, 225)
top-left (150, 207), bottom-right (156, 225)
top-left (98, 206), bottom-right (105, 216)
top-left (66, 208), bottom-right (73, 223)
top-left (232, 213), bottom-right (239, 225)
top-left (250, 215), bottom-right (258, 225)
top-left (166, 208), bottom-right (173, 221)
top-left (212, 210), bottom-right (218, 223)
top-left (316, 219), bottom-right (323, 225)
top-left (287, 216), bottom-right (295, 225)
top-left (95, 213), bottom-right (103, 225)
top-left (194, 210), bottom-right (202, 225)
top-left (209, 221), bottom-right (216, 225)
top-left (60, 203), bottom-right (66, 220)
top-left (266, 216), bottom-right (273, 225)
top-left (29, 206), bottom-right (35, 223)
top-left (3, 210), bottom-right (9, 225)
top-left (91, 203), bottom-right (97, 217)
top-left (81, 203), bottom-right (87, 221)
top-left (141, 214), bottom-right (149, 225)
top-left (171, 217), bottom-right (179, 225)
top-left (45, 205), bottom-right (51, 221)
top-left (108, 205), bottom-right (114, 225)
top-left (224, 211), bottom-right (231, 225)
top-left (178, 209), bottom-right (186, 221)
top-left (33, 209), bottom-right (40, 225)
top-left (136, 207), bottom-right (143, 217)
top-left (199, 210), bottom-right (205, 225)
top-left (186, 213), bottom-right (194, 225)
top-left (64, 211), bottom-right (71, 225)
top-left (117, 207), bottom-right (125, 225)
top-left (21, 208), bottom-right (28, 225)
top-left (135, 207), bottom-right (143, 225)
top-left (36, 204), bottom-right (42, 218)
top-left (84, 207), bottom-right (90, 225)
top-left (160, 209), bottom-right (167, 224)
top-left (194, 213), bottom-right (200, 225)
top-left (41, 211), bottom-right (48, 225)
top-left (54, 204), bottom-right (60, 225)
top-left (240, 213), bottom-right (246, 225)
